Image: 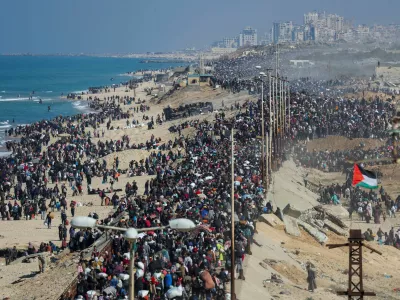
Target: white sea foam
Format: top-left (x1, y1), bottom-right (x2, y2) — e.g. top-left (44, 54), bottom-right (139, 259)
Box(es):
top-left (0, 97), bottom-right (39, 102)
top-left (0, 125), bottom-right (12, 128)
top-left (72, 101), bottom-right (90, 111)
top-left (45, 91), bottom-right (53, 93)
top-left (33, 98), bottom-right (52, 102)
top-left (0, 121), bottom-right (9, 125)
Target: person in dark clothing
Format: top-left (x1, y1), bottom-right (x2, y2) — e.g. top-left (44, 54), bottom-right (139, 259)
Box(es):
top-left (135, 276), bottom-right (144, 295)
top-left (46, 212), bottom-right (52, 229)
top-left (58, 224), bottom-right (64, 241)
top-left (61, 210), bottom-right (67, 225)
top-left (70, 201), bottom-right (76, 217)
top-left (62, 225), bottom-right (68, 241)
top-left (307, 264), bottom-right (317, 292)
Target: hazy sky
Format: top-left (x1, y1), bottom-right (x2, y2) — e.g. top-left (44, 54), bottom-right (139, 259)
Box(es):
top-left (0, 0), bottom-right (398, 54)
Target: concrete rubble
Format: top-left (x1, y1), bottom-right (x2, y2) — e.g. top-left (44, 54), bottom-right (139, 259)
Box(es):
top-left (259, 214), bottom-right (285, 230)
top-left (282, 204), bottom-right (302, 219)
top-left (323, 219), bottom-right (348, 236)
top-left (297, 219), bottom-right (329, 244)
top-left (314, 205), bottom-right (349, 229)
top-left (263, 204), bottom-right (349, 244)
top-left (283, 216), bottom-right (301, 237)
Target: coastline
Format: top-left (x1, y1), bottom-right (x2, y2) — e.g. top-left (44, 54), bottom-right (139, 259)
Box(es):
top-left (0, 79), bottom-right (160, 150)
top-left (0, 57), bottom-right (189, 148)
top-left (0, 72), bottom-right (171, 248)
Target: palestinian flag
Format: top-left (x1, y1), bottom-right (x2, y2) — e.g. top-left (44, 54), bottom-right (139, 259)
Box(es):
top-left (352, 164), bottom-right (378, 189)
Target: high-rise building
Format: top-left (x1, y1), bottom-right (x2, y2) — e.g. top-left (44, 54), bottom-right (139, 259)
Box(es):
top-left (325, 14), bottom-right (344, 33)
top-left (336, 16), bottom-right (344, 32)
top-left (357, 25), bottom-right (370, 39)
top-left (272, 22), bottom-right (280, 44)
top-left (292, 26), bottom-right (305, 42)
top-left (259, 32), bottom-right (272, 45)
top-left (279, 21), bottom-right (293, 43)
top-left (304, 12), bottom-right (319, 25)
top-left (239, 26), bottom-right (258, 47)
top-left (272, 21), bottom-right (293, 43)
top-left (222, 37), bottom-right (238, 48)
top-left (310, 25), bottom-right (316, 41)
top-left (343, 19), bottom-right (353, 32)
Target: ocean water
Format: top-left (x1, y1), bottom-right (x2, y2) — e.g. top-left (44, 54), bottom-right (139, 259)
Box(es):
top-left (0, 56), bottom-right (183, 129)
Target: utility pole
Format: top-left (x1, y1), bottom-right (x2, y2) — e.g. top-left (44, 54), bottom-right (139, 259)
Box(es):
top-left (280, 77), bottom-right (283, 155)
top-left (281, 78), bottom-right (285, 152)
top-left (327, 229), bottom-right (382, 300)
top-left (287, 78), bottom-right (291, 135)
top-left (255, 66), bottom-right (266, 186)
top-left (265, 133), bottom-right (269, 189)
top-left (260, 76), bottom-right (265, 185)
top-left (267, 69), bottom-right (273, 187)
top-left (273, 76), bottom-right (277, 146)
top-left (283, 78), bottom-right (286, 135)
top-left (271, 75), bottom-right (276, 170)
top-left (274, 75), bottom-right (279, 170)
top-left (230, 128), bottom-right (236, 300)
top-left (275, 43), bottom-right (279, 78)
top-left (276, 76), bottom-right (280, 159)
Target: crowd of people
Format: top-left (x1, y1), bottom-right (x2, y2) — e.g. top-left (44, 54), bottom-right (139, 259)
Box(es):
top-left (294, 143), bottom-right (396, 172)
top-left (70, 112), bottom-right (268, 299)
top-left (2, 51), bottom-right (400, 299)
top-left (316, 172), bottom-right (400, 249)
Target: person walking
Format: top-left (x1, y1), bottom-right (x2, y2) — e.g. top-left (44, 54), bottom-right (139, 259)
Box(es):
top-left (61, 210), bottom-right (67, 225)
top-left (70, 200), bottom-right (76, 217)
top-left (306, 264), bottom-right (317, 292)
top-left (46, 212), bottom-right (52, 229)
top-left (38, 255), bottom-right (46, 273)
top-left (40, 201), bottom-right (47, 220)
top-left (58, 224), bottom-right (64, 241)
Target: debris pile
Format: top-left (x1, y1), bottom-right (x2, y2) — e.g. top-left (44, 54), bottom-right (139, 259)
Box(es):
top-left (262, 204), bottom-right (349, 244)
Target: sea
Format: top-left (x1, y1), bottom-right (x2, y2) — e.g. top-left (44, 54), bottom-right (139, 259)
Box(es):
top-left (0, 56), bottom-right (184, 136)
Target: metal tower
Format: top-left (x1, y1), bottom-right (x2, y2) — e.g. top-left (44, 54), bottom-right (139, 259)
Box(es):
top-left (327, 229), bottom-right (382, 300)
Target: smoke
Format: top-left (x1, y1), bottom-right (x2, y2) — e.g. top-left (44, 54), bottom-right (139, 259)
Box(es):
top-left (218, 43), bottom-right (400, 81)
top-left (281, 44), bottom-right (400, 80)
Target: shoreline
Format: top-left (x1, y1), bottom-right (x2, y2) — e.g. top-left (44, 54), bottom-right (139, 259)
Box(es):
top-left (0, 60), bottom-right (185, 143)
top-left (0, 70), bottom-right (169, 251)
top-left (0, 74), bottom-right (165, 153)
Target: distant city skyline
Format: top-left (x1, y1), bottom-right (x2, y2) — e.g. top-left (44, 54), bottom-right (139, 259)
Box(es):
top-left (213, 9), bottom-right (400, 50)
top-left (1, 0), bottom-right (399, 54)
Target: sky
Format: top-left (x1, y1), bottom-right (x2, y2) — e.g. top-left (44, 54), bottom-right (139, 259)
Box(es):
top-left (0, 0), bottom-right (399, 54)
